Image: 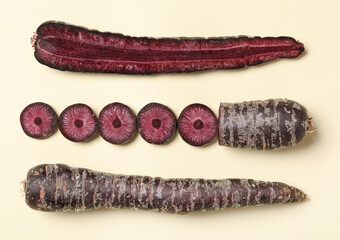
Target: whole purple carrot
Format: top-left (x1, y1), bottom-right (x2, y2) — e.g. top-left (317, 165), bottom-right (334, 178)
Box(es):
top-left (25, 164), bottom-right (307, 213)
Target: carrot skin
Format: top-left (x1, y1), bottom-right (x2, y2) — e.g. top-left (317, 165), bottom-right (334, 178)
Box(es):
top-left (25, 164), bottom-right (307, 213)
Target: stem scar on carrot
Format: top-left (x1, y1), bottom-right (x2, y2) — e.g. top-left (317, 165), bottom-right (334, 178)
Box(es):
top-left (307, 117), bottom-right (317, 134)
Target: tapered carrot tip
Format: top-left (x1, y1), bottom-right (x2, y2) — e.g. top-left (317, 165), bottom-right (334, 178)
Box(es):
top-left (304, 194), bottom-right (309, 201)
top-left (293, 188), bottom-right (308, 202)
top-left (296, 42), bottom-right (305, 53)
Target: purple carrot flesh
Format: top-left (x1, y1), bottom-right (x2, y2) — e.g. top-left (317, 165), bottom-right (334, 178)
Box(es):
top-left (25, 164), bottom-right (307, 213)
top-left (218, 99), bottom-right (316, 150)
top-left (32, 21), bottom-right (305, 74)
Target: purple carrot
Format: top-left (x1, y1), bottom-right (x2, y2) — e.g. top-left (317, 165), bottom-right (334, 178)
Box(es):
top-left (218, 99), bottom-right (316, 150)
top-left (32, 21), bottom-right (304, 75)
top-left (25, 164), bottom-right (307, 213)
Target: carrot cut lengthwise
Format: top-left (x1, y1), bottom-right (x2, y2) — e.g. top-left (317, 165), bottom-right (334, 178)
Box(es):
top-left (25, 164), bottom-right (307, 213)
top-left (32, 21), bottom-right (304, 74)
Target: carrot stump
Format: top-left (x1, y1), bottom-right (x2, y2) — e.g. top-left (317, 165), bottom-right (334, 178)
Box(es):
top-left (218, 99), bottom-right (310, 150)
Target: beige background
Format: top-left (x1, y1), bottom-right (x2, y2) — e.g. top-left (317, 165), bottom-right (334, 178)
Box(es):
top-left (0, 0), bottom-right (339, 239)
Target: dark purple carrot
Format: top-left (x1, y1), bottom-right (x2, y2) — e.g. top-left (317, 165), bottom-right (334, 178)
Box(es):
top-left (59, 104), bottom-right (98, 142)
top-left (137, 103), bottom-right (176, 145)
top-left (218, 99), bottom-right (316, 150)
top-left (178, 103), bottom-right (218, 146)
top-left (99, 102), bottom-right (137, 144)
top-left (20, 102), bottom-right (58, 139)
top-left (25, 164), bottom-right (307, 213)
top-left (32, 21), bottom-right (304, 75)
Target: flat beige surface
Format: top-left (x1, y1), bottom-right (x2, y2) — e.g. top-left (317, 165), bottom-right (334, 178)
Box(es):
top-left (0, 0), bottom-right (339, 239)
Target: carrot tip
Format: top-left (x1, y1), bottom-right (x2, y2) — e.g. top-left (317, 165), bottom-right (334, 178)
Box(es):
top-left (304, 194), bottom-right (309, 201)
